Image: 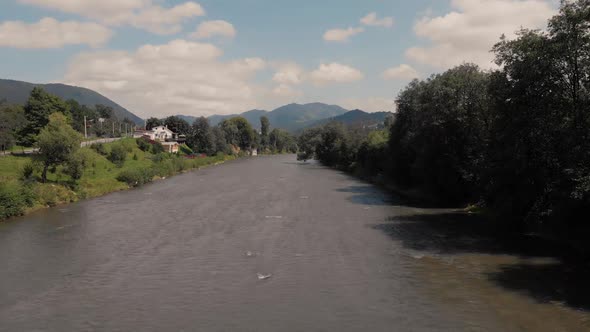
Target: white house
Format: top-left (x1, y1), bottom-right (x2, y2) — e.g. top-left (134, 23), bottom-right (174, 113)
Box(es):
top-left (146, 125), bottom-right (176, 141)
top-left (134, 125), bottom-right (180, 153)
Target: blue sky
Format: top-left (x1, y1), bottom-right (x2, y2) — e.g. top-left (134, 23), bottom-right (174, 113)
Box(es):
top-left (0, 0), bottom-right (557, 118)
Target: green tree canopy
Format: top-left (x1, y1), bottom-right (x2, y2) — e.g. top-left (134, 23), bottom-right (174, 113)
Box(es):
top-left (146, 117), bottom-right (162, 130)
top-left (0, 103), bottom-right (26, 152)
top-left (164, 116), bottom-right (190, 135)
top-left (36, 112), bottom-right (83, 182)
top-left (19, 87), bottom-right (70, 146)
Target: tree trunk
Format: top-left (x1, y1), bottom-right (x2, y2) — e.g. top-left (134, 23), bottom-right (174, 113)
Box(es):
top-left (42, 162), bottom-right (49, 183)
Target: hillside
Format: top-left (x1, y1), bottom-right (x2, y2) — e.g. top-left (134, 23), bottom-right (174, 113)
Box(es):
top-left (306, 109), bottom-right (393, 129)
top-left (0, 79), bottom-right (143, 124)
top-left (207, 103), bottom-right (348, 131)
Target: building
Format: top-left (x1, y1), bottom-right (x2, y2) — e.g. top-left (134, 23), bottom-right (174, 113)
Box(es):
top-left (134, 125), bottom-right (180, 153)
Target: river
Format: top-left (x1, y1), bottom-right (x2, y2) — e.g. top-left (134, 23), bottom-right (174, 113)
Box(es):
top-left (1, 155), bottom-right (589, 331)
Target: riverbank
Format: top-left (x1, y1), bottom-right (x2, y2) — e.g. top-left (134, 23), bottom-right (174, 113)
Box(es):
top-left (0, 138), bottom-right (237, 221)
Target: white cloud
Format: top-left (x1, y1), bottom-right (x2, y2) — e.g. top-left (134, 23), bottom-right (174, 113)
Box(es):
top-left (0, 17), bottom-right (112, 49)
top-left (191, 20), bottom-right (236, 39)
top-left (272, 84), bottom-right (302, 98)
top-left (360, 12), bottom-right (394, 28)
top-left (341, 97), bottom-right (395, 113)
top-left (310, 63), bottom-right (363, 85)
top-left (405, 0), bottom-right (555, 69)
top-left (272, 62), bottom-right (304, 85)
top-left (323, 27), bottom-right (364, 42)
top-left (19, 0), bottom-right (205, 35)
top-left (63, 39), bottom-right (266, 117)
top-left (382, 64), bottom-right (419, 80)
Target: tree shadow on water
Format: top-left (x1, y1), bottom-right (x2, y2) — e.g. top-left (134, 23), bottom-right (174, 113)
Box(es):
top-left (336, 185), bottom-right (397, 206)
top-left (373, 211), bottom-right (590, 311)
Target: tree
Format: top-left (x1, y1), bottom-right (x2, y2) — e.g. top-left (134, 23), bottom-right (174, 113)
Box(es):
top-left (19, 87), bottom-right (70, 146)
top-left (269, 128), bottom-right (296, 153)
top-left (0, 103), bottom-right (26, 152)
top-left (211, 126), bottom-right (228, 154)
top-left (66, 99), bottom-right (98, 134)
top-left (188, 117), bottom-right (214, 154)
top-left (220, 117), bottom-right (255, 151)
top-left (35, 112), bottom-right (82, 182)
top-left (297, 128), bottom-right (322, 161)
top-left (260, 116), bottom-right (270, 152)
top-left (146, 117), bottom-right (162, 130)
top-left (164, 116), bottom-right (190, 135)
top-left (389, 64), bottom-right (491, 202)
top-left (95, 104), bottom-right (115, 120)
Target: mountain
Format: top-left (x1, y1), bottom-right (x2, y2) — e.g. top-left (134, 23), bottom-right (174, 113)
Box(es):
top-left (0, 79), bottom-right (143, 124)
top-left (176, 115), bottom-right (198, 124)
top-left (306, 109), bottom-right (393, 129)
top-left (208, 109), bottom-right (269, 128)
top-left (207, 103), bottom-right (348, 132)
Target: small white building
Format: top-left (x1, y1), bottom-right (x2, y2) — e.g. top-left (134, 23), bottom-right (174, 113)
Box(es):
top-left (146, 126), bottom-right (175, 142)
top-left (134, 125), bottom-right (180, 153)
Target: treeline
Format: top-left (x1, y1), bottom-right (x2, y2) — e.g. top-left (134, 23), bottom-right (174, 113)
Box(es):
top-left (0, 87), bottom-right (136, 151)
top-left (298, 1), bottom-right (590, 230)
top-left (145, 115), bottom-right (296, 155)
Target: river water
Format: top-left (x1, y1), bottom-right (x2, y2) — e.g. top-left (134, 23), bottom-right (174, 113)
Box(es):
top-left (1, 155), bottom-right (589, 331)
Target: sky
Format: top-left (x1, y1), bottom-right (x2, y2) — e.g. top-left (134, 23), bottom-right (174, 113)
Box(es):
top-left (0, 0), bottom-right (558, 118)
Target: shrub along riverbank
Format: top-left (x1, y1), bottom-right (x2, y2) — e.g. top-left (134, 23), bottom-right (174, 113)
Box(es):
top-left (0, 138), bottom-right (235, 221)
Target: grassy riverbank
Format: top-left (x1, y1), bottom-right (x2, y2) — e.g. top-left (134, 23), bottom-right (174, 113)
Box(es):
top-left (0, 138), bottom-right (235, 221)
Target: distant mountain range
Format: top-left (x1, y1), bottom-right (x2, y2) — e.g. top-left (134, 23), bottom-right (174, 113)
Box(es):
top-left (0, 79), bottom-right (143, 124)
top-left (189, 103), bottom-right (349, 132)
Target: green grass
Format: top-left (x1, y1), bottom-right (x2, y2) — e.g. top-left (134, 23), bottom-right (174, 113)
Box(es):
top-left (0, 138), bottom-right (235, 220)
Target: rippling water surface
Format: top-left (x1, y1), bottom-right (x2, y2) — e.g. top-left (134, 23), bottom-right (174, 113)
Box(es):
top-left (1, 155), bottom-right (589, 331)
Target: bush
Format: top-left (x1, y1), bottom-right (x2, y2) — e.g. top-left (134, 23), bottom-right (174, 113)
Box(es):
top-left (90, 143), bottom-right (107, 156)
top-left (0, 184), bottom-right (35, 219)
top-left (116, 168), bottom-right (154, 187)
top-left (64, 150), bottom-right (88, 181)
top-left (151, 141), bottom-right (165, 154)
top-left (108, 144), bottom-right (127, 167)
top-left (137, 138), bottom-right (151, 152)
top-left (20, 161), bottom-right (35, 180)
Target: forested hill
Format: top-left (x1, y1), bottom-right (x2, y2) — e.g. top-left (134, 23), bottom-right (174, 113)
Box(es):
top-left (0, 79), bottom-right (143, 124)
top-left (206, 103), bottom-right (349, 131)
top-left (305, 110), bottom-right (393, 129)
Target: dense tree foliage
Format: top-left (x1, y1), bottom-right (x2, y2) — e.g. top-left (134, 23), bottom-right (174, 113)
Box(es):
top-left (187, 117), bottom-right (215, 154)
top-left (219, 117), bottom-right (256, 152)
top-left (0, 102), bottom-right (26, 152)
top-left (164, 116), bottom-right (190, 136)
top-left (146, 117), bottom-right (162, 130)
top-left (35, 112), bottom-right (83, 182)
top-left (19, 87), bottom-right (70, 146)
top-left (260, 116), bottom-right (270, 152)
top-left (297, 1), bottom-right (590, 231)
top-left (269, 128), bottom-right (297, 153)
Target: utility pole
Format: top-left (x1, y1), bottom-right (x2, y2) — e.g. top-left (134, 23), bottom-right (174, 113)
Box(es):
top-left (112, 122), bottom-right (115, 137)
top-left (84, 116), bottom-right (87, 139)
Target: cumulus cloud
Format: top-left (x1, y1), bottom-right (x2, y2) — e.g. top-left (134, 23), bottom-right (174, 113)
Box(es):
top-left (360, 12), bottom-right (394, 28)
top-left (272, 62), bottom-right (304, 85)
top-left (19, 0), bottom-right (205, 35)
top-left (191, 20), bottom-right (236, 39)
top-left (272, 84), bottom-right (302, 98)
top-left (310, 63), bottom-right (363, 85)
top-left (63, 39), bottom-right (266, 117)
top-left (0, 17), bottom-right (112, 48)
top-left (405, 0), bottom-right (556, 69)
top-left (341, 97), bottom-right (395, 113)
top-left (382, 64), bottom-right (419, 80)
top-left (323, 27), bottom-right (364, 42)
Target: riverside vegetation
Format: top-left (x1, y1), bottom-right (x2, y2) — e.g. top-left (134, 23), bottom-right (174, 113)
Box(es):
top-left (0, 88), bottom-right (297, 221)
top-left (298, 1), bottom-right (590, 238)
